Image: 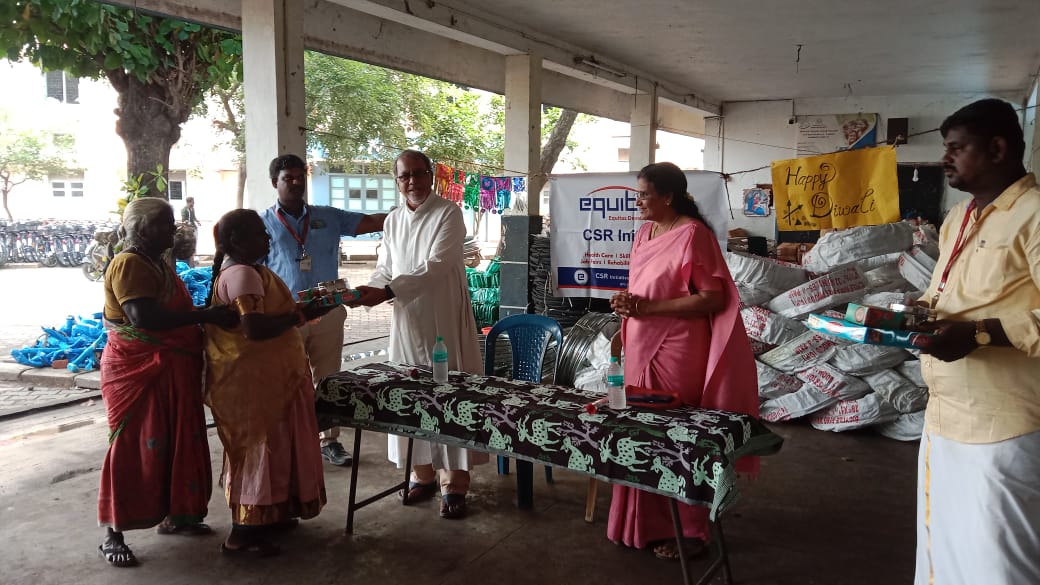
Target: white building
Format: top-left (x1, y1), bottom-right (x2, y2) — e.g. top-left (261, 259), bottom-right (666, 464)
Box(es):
top-left (0, 59), bottom-right (240, 228)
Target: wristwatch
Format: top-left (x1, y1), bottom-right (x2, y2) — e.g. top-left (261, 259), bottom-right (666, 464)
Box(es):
top-left (974, 320), bottom-right (991, 346)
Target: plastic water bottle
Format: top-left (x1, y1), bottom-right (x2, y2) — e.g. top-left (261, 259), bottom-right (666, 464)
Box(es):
top-left (432, 336), bottom-right (449, 383)
top-left (606, 356), bottom-right (626, 409)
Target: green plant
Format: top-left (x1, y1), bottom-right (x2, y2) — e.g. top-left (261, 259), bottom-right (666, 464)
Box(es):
top-left (115, 163), bottom-right (167, 217)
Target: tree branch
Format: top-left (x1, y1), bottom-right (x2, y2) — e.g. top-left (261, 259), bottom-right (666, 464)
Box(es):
top-left (531, 108), bottom-right (578, 195)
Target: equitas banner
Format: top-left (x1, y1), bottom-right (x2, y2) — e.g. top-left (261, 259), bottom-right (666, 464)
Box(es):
top-left (771, 146), bottom-right (899, 231)
top-left (548, 171), bottom-right (728, 299)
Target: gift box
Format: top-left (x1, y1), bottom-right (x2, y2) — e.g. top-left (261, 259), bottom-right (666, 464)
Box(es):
top-left (844, 303), bottom-right (908, 330)
top-left (806, 313), bottom-right (934, 350)
top-left (297, 278), bottom-right (360, 307)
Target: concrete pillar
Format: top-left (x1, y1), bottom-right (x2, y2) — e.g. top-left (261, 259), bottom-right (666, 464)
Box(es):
top-left (629, 84), bottom-right (659, 171)
top-left (499, 54), bottom-right (542, 318)
top-left (241, 0), bottom-right (306, 211)
top-left (503, 54), bottom-right (542, 216)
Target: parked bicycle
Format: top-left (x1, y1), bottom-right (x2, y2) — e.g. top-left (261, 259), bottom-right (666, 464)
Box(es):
top-left (0, 219), bottom-right (103, 268)
top-left (81, 224), bottom-right (119, 281)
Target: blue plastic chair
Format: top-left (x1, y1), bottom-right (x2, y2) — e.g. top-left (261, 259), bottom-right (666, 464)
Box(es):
top-left (484, 314), bottom-right (563, 509)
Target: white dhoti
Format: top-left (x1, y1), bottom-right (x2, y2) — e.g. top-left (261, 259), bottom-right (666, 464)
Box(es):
top-left (915, 430), bottom-right (1040, 585)
top-left (387, 436), bottom-right (488, 471)
top-left (370, 195), bottom-right (490, 474)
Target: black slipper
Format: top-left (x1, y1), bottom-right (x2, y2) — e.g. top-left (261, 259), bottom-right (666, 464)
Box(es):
top-left (652, 538), bottom-right (707, 561)
top-left (156, 521), bottom-right (214, 536)
top-left (268, 518), bottom-right (299, 532)
top-left (99, 539), bottom-right (138, 568)
top-left (399, 481), bottom-right (438, 503)
top-left (220, 539), bottom-right (281, 558)
top-left (440, 493), bottom-right (467, 519)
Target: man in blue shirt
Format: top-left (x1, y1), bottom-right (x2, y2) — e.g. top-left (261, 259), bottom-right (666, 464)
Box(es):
top-left (262, 154), bottom-right (386, 466)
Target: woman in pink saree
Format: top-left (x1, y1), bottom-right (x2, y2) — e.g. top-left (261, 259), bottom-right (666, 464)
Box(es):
top-left (205, 209), bottom-right (333, 556)
top-left (609, 162), bottom-right (759, 560)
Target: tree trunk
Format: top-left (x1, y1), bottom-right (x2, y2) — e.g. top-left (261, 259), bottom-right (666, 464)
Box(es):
top-left (531, 108), bottom-right (579, 196)
top-left (212, 84), bottom-right (246, 209)
top-left (2, 186), bottom-right (11, 220)
top-left (109, 73), bottom-right (186, 199)
top-left (236, 161), bottom-right (246, 209)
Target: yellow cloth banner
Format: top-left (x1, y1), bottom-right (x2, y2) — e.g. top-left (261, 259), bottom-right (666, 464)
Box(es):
top-left (771, 146), bottom-right (900, 231)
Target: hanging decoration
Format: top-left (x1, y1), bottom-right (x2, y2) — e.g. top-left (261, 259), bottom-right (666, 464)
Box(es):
top-left (427, 160), bottom-right (519, 213)
top-left (493, 177), bottom-right (512, 214)
top-left (463, 173), bottom-right (481, 210)
top-left (434, 163), bottom-right (452, 196)
top-left (449, 169), bottom-right (465, 205)
top-left (479, 176), bottom-right (497, 212)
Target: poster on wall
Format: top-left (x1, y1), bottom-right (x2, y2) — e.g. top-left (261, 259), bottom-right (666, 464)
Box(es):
top-left (548, 172), bottom-right (728, 298)
top-left (743, 188), bottom-right (771, 217)
top-left (796, 113), bottom-right (878, 156)
top-left (771, 146), bottom-right (900, 231)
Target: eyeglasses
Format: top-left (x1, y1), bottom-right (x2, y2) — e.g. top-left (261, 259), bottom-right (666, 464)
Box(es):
top-left (635, 191), bottom-right (654, 201)
top-left (395, 170), bottom-right (432, 183)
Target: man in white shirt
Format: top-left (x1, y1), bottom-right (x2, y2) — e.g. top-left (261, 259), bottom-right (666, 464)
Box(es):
top-left (352, 149), bottom-right (486, 519)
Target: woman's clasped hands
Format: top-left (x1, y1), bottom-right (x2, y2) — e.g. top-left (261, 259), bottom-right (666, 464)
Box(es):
top-left (611, 290), bottom-right (641, 318)
top-left (201, 305), bottom-right (240, 328)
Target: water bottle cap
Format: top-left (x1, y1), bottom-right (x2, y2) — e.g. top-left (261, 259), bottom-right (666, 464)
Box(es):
top-left (609, 356), bottom-right (618, 363)
top-left (436, 335), bottom-right (444, 342)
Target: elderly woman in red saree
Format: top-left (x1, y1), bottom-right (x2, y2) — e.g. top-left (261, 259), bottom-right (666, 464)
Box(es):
top-left (98, 198), bottom-right (237, 567)
top-left (204, 209), bottom-right (333, 556)
top-left (609, 162), bottom-right (759, 561)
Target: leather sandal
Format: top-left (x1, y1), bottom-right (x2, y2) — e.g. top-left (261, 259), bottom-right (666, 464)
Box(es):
top-left (399, 481), bottom-right (438, 503)
top-left (439, 493), bottom-right (467, 519)
top-left (652, 538), bottom-right (707, 561)
top-left (156, 519), bottom-right (214, 536)
top-left (99, 533), bottom-right (138, 567)
top-left (220, 539), bottom-right (281, 558)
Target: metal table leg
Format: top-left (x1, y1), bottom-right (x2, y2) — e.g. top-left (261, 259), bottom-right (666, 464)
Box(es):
top-left (669, 499), bottom-right (733, 585)
top-left (344, 430), bottom-right (410, 535)
top-left (345, 429), bottom-right (364, 534)
top-left (401, 437), bottom-right (414, 504)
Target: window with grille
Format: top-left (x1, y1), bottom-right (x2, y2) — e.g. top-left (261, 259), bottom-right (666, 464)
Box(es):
top-left (168, 181), bottom-right (184, 201)
top-left (52, 179), bottom-right (84, 197)
top-left (45, 71), bottom-right (79, 104)
top-left (329, 174), bottom-right (397, 212)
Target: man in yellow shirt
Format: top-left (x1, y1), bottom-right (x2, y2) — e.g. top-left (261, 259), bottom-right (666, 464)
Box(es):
top-left (915, 98), bottom-right (1040, 585)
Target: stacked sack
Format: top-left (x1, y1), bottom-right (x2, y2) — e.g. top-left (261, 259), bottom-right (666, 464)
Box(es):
top-left (729, 221), bottom-right (938, 441)
top-left (466, 258), bottom-right (501, 330)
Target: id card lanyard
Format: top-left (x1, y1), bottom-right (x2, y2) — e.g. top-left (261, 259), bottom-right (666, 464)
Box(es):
top-left (931, 200), bottom-right (979, 309)
top-left (275, 207), bottom-right (312, 271)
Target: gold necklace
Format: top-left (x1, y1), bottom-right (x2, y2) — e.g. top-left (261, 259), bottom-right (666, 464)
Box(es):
top-left (652, 215), bottom-right (679, 239)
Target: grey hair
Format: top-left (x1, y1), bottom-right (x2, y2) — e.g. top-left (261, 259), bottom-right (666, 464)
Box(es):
top-left (117, 197), bottom-right (177, 303)
top-left (119, 198), bottom-right (173, 251)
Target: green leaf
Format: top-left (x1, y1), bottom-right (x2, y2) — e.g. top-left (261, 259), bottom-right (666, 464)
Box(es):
top-left (103, 50), bottom-right (121, 70)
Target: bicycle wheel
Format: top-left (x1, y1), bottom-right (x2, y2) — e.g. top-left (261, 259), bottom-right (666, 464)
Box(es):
top-left (82, 245), bottom-right (106, 281)
top-left (40, 251), bottom-right (59, 268)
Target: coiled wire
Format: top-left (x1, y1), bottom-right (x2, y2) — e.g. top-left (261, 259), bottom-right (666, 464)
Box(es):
top-left (554, 312), bottom-right (620, 387)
